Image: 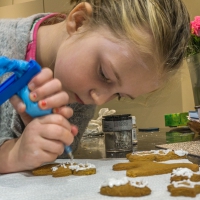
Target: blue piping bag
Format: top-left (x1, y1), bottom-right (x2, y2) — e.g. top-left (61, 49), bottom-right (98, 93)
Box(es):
top-left (0, 56), bottom-right (73, 159)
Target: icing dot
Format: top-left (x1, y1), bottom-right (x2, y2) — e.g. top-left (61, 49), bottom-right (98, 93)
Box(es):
top-left (51, 166), bottom-right (58, 172)
top-left (174, 149), bottom-right (188, 156)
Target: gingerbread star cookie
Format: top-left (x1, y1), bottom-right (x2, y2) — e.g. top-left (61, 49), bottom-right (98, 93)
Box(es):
top-left (168, 179), bottom-right (200, 197)
top-left (170, 168), bottom-right (200, 182)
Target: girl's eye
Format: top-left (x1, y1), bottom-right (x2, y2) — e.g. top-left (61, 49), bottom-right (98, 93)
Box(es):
top-left (116, 93), bottom-right (121, 101)
top-left (99, 66), bottom-right (111, 82)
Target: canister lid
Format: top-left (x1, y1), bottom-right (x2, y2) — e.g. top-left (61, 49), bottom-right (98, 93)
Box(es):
top-left (138, 127), bottom-right (159, 132)
top-left (103, 114), bottom-right (131, 121)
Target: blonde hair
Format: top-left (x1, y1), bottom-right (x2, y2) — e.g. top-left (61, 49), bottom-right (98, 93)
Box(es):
top-left (70, 0), bottom-right (190, 74)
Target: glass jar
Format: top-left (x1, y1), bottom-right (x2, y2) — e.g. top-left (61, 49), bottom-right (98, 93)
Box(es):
top-left (102, 114), bottom-right (132, 158)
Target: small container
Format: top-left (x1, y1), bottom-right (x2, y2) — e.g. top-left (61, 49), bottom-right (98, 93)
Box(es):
top-left (195, 105), bottom-right (200, 119)
top-left (102, 114), bottom-right (132, 158)
top-left (131, 116), bottom-right (138, 144)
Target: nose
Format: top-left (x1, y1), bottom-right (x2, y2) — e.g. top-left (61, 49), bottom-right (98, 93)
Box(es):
top-left (90, 89), bottom-right (116, 105)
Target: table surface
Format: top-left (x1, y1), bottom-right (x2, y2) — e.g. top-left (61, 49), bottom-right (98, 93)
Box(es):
top-left (74, 128), bottom-right (200, 164)
top-left (1, 158), bottom-right (197, 200)
top-left (1, 128), bottom-right (200, 200)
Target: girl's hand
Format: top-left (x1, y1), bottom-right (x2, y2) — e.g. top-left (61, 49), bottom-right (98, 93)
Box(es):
top-left (3, 68), bottom-right (79, 173)
top-left (10, 114), bottom-right (77, 171)
top-left (10, 68), bottom-right (71, 125)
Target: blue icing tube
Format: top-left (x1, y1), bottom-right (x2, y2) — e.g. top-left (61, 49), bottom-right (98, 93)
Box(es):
top-left (17, 85), bottom-right (52, 117)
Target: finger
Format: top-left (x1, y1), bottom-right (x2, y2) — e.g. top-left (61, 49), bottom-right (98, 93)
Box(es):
top-left (36, 150), bottom-right (59, 165)
top-left (53, 106), bottom-right (73, 119)
top-left (10, 95), bottom-right (33, 126)
top-left (71, 125), bottom-right (78, 136)
top-left (40, 124), bottom-right (74, 146)
top-left (30, 79), bottom-right (63, 102)
top-left (38, 114), bottom-right (71, 130)
top-left (9, 95), bottom-right (26, 113)
top-left (39, 138), bottom-right (65, 155)
top-left (35, 114), bottom-right (75, 146)
top-left (38, 91), bottom-right (69, 110)
top-left (28, 68), bottom-right (53, 91)
top-left (42, 151), bottom-right (60, 163)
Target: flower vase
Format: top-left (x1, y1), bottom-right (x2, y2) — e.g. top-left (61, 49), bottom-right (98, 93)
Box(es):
top-left (186, 52), bottom-right (200, 106)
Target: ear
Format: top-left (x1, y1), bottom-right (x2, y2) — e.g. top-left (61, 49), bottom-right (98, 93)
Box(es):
top-left (66, 2), bottom-right (92, 35)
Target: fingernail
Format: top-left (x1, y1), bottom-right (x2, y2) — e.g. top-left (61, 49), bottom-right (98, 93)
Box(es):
top-left (30, 92), bottom-right (37, 101)
top-left (17, 102), bottom-right (25, 112)
top-left (53, 108), bottom-right (60, 113)
top-left (28, 82), bottom-right (35, 90)
top-left (40, 100), bottom-right (47, 107)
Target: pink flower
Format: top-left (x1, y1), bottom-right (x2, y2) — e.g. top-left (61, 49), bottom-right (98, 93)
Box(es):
top-left (191, 16), bottom-right (200, 36)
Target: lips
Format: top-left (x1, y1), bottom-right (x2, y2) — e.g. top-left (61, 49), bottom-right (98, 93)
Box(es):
top-left (75, 94), bottom-right (84, 104)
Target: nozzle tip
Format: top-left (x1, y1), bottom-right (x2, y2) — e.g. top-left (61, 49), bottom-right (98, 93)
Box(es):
top-left (68, 152), bottom-right (74, 161)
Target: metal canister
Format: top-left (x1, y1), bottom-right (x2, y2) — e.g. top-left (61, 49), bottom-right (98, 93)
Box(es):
top-left (102, 114), bottom-right (132, 158)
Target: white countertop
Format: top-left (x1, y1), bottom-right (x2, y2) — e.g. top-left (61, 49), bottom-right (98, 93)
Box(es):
top-left (0, 158), bottom-right (199, 200)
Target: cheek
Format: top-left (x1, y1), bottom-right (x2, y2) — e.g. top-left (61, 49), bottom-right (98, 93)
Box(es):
top-left (54, 60), bottom-right (91, 91)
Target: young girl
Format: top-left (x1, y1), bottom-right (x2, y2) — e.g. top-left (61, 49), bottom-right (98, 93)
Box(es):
top-left (0, 0), bottom-right (190, 173)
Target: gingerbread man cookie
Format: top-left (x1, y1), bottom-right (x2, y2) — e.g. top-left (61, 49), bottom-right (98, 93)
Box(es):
top-left (126, 149), bottom-right (188, 162)
top-left (32, 161), bottom-right (96, 177)
top-left (112, 161), bottom-right (199, 177)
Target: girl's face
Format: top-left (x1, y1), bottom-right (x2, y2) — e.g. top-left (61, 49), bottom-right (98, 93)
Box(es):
top-left (54, 28), bottom-right (162, 105)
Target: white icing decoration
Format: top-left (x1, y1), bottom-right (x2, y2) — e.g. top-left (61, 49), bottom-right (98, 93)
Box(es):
top-left (51, 166), bottom-right (58, 172)
top-left (130, 180), bottom-right (148, 188)
top-left (51, 162), bottom-right (69, 172)
top-left (174, 149), bottom-right (188, 156)
top-left (61, 164), bottom-right (67, 168)
top-left (51, 162), bottom-right (96, 172)
top-left (171, 167), bottom-right (200, 178)
top-left (134, 149), bottom-right (171, 156)
top-left (68, 162), bottom-right (96, 172)
top-left (101, 177), bottom-right (148, 188)
top-left (133, 149), bottom-right (188, 157)
top-left (101, 177), bottom-right (129, 187)
top-left (172, 180), bottom-right (200, 188)
top-left (171, 168), bottom-right (193, 178)
top-left (150, 149), bottom-right (171, 155)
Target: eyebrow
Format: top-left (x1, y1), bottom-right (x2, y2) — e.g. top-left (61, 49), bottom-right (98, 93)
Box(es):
top-left (109, 61), bottom-right (135, 100)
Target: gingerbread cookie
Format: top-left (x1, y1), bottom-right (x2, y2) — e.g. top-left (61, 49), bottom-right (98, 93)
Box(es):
top-left (126, 149), bottom-right (188, 162)
top-left (32, 161), bottom-right (96, 177)
top-left (68, 162), bottom-right (96, 176)
top-left (112, 161), bottom-right (199, 177)
top-left (170, 168), bottom-right (200, 182)
top-left (100, 177), bottom-right (151, 197)
top-left (51, 163), bottom-right (72, 177)
top-left (168, 180), bottom-right (200, 197)
top-left (32, 163), bottom-right (59, 176)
